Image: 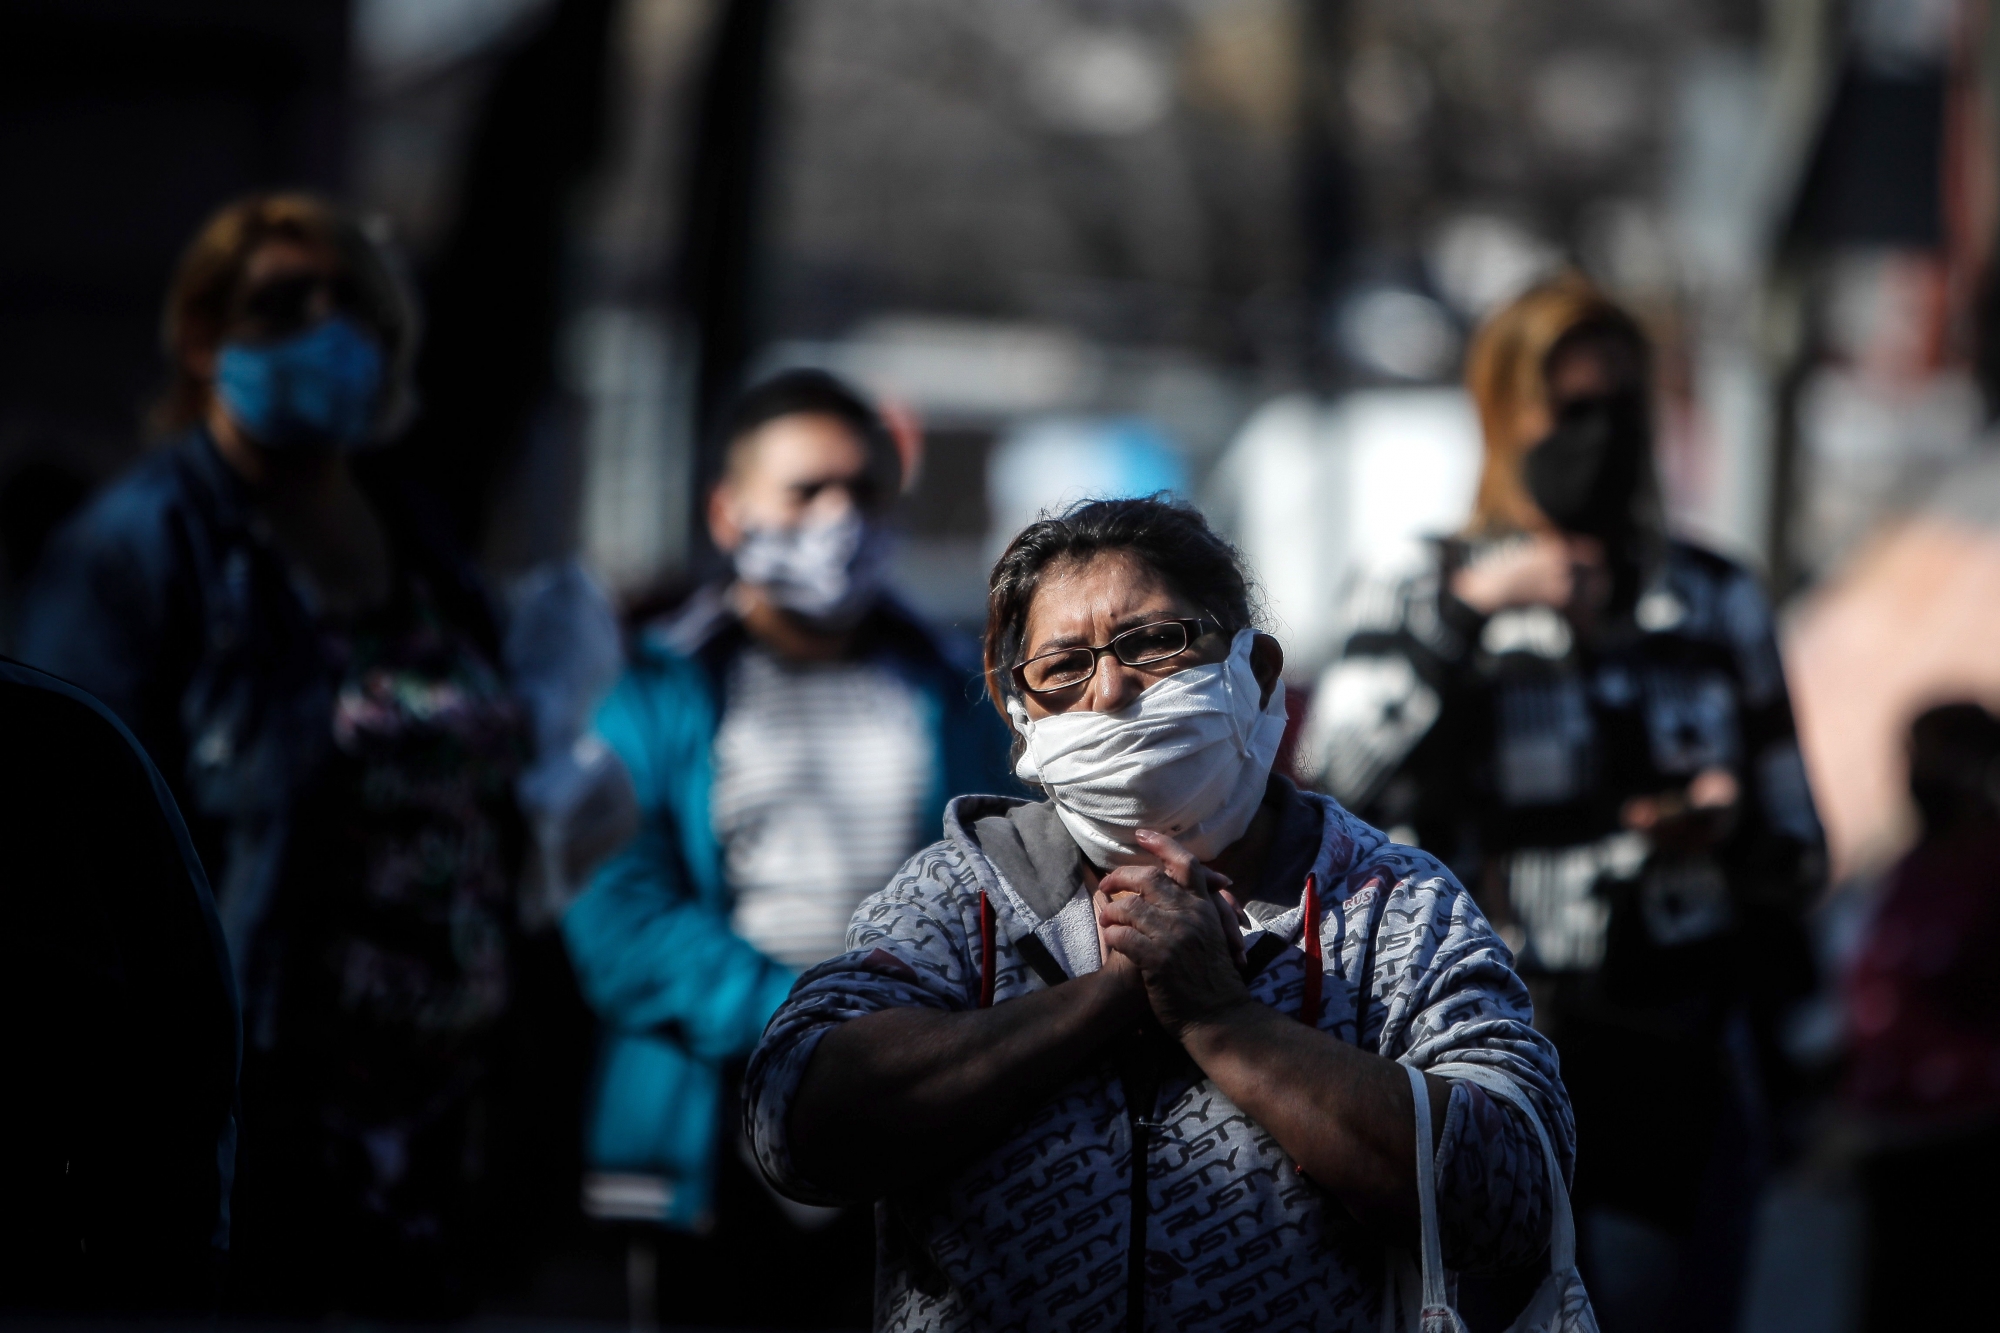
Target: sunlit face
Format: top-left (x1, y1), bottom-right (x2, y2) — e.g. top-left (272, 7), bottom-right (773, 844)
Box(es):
top-left (708, 411), bottom-right (880, 551)
top-left (1015, 551), bottom-right (1237, 719)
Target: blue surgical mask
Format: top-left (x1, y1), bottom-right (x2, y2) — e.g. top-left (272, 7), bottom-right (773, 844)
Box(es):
top-left (214, 314), bottom-right (385, 450)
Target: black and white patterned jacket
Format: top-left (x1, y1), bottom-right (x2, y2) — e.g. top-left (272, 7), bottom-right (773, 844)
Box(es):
top-left (1300, 537), bottom-right (1824, 978)
top-left (744, 788), bottom-right (1571, 1332)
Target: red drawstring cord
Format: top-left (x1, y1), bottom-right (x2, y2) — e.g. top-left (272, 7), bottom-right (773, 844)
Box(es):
top-left (1299, 872), bottom-right (1322, 1026)
top-left (977, 890), bottom-right (996, 1009)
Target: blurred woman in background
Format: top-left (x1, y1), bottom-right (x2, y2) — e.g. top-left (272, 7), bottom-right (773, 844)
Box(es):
top-left (18, 194), bottom-right (524, 1318)
top-left (1302, 276), bottom-right (1825, 1333)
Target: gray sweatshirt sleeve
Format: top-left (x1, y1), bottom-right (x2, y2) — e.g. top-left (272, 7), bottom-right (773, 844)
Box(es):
top-left (743, 840), bottom-right (987, 1205)
top-left (1349, 839), bottom-right (1573, 1272)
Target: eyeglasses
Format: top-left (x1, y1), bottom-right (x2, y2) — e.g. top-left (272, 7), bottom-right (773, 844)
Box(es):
top-left (1012, 617), bottom-right (1217, 695)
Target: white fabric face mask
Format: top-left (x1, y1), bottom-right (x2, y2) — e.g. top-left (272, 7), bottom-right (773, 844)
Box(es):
top-left (1008, 627), bottom-right (1287, 867)
top-left (732, 509), bottom-right (891, 630)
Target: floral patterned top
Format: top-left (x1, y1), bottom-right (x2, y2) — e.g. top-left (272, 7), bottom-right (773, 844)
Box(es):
top-left (275, 579), bottom-right (524, 1175)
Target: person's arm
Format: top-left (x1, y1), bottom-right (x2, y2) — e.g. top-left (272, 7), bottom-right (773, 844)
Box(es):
top-left (1712, 569), bottom-right (1827, 1098)
top-left (1716, 569), bottom-right (1827, 913)
top-left (563, 818), bottom-right (796, 1055)
top-left (1101, 828), bottom-right (1568, 1267)
top-left (743, 846), bottom-right (1147, 1204)
top-left (560, 668), bottom-right (794, 1059)
top-left (1302, 555), bottom-right (1474, 828)
top-left (786, 962), bottom-right (1143, 1197)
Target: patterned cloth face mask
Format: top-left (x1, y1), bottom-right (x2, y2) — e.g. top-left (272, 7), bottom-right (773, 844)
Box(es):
top-left (1009, 628), bottom-right (1288, 867)
top-left (731, 508), bottom-right (893, 632)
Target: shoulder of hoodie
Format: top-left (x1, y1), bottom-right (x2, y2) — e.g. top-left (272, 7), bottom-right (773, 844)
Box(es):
top-left (880, 790), bottom-right (1477, 931)
top-left (1314, 790), bottom-right (1476, 917)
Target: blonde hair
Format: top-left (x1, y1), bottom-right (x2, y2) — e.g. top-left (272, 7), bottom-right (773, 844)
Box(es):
top-left (153, 193), bottom-right (415, 437)
top-left (1463, 273), bottom-right (1647, 536)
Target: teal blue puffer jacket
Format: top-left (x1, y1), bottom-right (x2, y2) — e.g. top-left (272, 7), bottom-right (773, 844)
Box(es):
top-left (562, 588), bottom-right (1016, 1229)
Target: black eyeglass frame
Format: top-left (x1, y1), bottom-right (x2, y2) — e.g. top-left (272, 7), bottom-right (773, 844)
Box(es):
top-left (1010, 616), bottom-right (1221, 696)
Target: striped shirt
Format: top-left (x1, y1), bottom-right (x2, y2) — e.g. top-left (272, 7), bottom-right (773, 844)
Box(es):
top-left (711, 647), bottom-right (934, 969)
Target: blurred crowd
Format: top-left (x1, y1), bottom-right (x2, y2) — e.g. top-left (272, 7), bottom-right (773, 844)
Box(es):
top-left (1, 184), bottom-right (1994, 1333)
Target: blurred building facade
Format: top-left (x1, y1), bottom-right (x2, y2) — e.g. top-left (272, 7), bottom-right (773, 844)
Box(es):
top-left (7, 0), bottom-right (2000, 877)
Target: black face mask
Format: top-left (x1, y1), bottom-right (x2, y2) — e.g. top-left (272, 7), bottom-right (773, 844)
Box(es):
top-left (1522, 390), bottom-right (1649, 542)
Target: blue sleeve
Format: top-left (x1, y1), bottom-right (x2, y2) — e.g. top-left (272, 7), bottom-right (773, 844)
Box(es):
top-left (561, 662), bottom-right (796, 1062)
top-left (15, 490), bottom-right (179, 737)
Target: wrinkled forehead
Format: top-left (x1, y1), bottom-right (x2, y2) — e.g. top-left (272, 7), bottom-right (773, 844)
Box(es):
top-left (1019, 550), bottom-right (1199, 656)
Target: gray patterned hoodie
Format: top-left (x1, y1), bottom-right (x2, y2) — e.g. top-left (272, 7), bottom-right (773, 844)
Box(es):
top-left (745, 785), bottom-right (1573, 1332)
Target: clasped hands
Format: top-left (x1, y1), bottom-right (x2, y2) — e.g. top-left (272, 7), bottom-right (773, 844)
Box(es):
top-left (1093, 828), bottom-right (1258, 1039)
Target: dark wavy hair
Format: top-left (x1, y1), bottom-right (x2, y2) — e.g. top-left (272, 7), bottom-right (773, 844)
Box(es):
top-left (716, 368), bottom-right (901, 500)
top-left (983, 495), bottom-right (1258, 727)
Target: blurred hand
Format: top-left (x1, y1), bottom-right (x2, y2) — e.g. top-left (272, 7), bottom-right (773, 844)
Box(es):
top-left (1622, 766), bottom-right (1740, 853)
top-left (1096, 829), bottom-right (1252, 1038)
top-left (1450, 535), bottom-right (1576, 615)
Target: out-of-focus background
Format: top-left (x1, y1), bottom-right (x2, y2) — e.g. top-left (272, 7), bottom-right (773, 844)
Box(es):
top-left (6, 0), bottom-right (2000, 1327)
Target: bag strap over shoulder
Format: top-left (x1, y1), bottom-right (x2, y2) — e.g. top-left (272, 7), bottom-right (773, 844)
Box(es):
top-left (1425, 1061), bottom-right (1575, 1275)
top-left (1404, 1063), bottom-right (1453, 1319)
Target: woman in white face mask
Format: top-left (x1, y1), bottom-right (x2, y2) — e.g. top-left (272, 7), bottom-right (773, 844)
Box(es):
top-left (743, 498), bottom-right (1577, 1333)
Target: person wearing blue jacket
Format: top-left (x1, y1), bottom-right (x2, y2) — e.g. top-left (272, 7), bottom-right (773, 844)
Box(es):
top-left (563, 370), bottom-right (1013, 1327)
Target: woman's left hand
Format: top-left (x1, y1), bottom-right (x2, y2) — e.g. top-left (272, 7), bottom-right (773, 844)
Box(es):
top-left (1096, 828), bottom-right (1253, 1038)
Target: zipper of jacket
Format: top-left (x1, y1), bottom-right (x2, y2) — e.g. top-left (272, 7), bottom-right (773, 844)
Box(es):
top-left (1117, 1032), bottom-right (1164, 1333)
top-left (1126, 1098), bottom-right (1149, 1332)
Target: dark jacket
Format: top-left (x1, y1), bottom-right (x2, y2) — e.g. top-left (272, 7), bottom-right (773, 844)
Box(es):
top-left (1306, 537), bottom-right (1824, 972)
top-left (1303, 536), bottom-right (1825, 1226)
top-left (0, 657), bottom-right (238, 1313)
top-left (15, 429), bottom-right (501, 1027)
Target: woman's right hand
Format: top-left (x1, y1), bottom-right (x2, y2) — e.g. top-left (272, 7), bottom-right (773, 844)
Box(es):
top-left (1096, 831), bottom-right (1256, 1040)
top-left (1450, 534), bottom-right (1575, 614)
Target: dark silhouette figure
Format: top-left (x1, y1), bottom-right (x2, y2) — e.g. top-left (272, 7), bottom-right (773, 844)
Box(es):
top-left (0, 657), bottom-right (238, 1315)
top-left (1847, 702), bottom-right (2000, 1333)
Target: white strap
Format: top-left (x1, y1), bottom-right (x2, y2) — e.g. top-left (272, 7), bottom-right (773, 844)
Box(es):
top-left (1426, 1061), bottom-right (1575, 1273)
top-left (1404, 1062), bottom-right (1450, 1314)
top-left (1381, 1252), bottom-right (1421, 1333)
